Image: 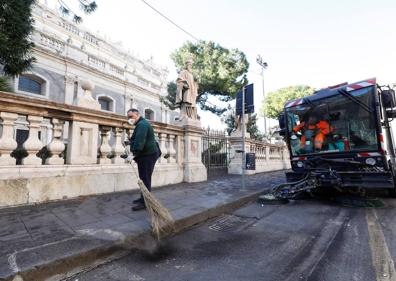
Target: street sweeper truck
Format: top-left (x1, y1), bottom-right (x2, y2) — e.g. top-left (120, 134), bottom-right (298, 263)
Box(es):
top-left (277, 78), bottom-right (396, 197)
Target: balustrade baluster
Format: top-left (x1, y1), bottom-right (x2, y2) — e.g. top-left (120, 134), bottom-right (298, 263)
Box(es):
top-left (159, 133), bottom-right (168, 164)
top-left (0, 112), bottom-right (18, 165)
top-left (99, 126), bottom-right (112, 164)
top-left (168, 134), bottom-right (176, 163)
top-left (112, 127), bottom-right (125, 164)
top-left (46, 118), bottom-right (65, 165)
top-left (23, 115), bottom-right (44, 165)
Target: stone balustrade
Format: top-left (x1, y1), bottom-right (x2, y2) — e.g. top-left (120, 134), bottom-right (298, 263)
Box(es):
top-left (0, 90), bottom-right (289, 208)
top-left (0, 91), bottom-right (191, 208)
top-left (228, 137), bottom-right (290, 175)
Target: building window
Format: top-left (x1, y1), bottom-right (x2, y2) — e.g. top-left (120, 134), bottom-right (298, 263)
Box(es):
top-left (40, 33), bottom-right (65, 52)
top-left (138, 77), bottom-right (149, 87)
top-left (152, 69), bottom-right (161, 77)
top-left (18, 74), bottom-right (45, 95)
top-left (98, 96), bottom-right (114, 112)
top-left (73, 81), bottom-right (78, 101)
top-left (84, 32), bottom-right (99, 45)
top-left (88, 55), bottom-right (105, 68)
top-left (151, 83), bottom-right (161, 90)
top-left (60, 21), bottom-right (80, 35)
top-left (145, 108), bottom-right (155, 120)
top-left (110, 64), bottom-right (124, 76)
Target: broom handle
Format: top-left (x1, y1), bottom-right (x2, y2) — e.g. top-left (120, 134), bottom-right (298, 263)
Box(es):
top-left (125, 147), bottom-right (141, 181)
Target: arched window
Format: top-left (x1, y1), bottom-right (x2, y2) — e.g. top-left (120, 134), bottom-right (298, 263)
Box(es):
top-left (144, 108), bottom-right (155, 121)
top-left (17, 74), bottom-right (46, 95)
top-left (97, 95), bottom-right (115, 112)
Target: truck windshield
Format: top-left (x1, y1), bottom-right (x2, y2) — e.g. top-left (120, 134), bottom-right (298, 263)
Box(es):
top-left (286, 86), bottom-right (378, 156)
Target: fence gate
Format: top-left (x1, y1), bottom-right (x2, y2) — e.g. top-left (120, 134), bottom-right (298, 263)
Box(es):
top-left (202, 129), bottom-right (229, 178)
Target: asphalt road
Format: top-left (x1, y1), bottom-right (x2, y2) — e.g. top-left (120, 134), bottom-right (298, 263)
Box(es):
top-left (66, 195), bottom-right (396, 281)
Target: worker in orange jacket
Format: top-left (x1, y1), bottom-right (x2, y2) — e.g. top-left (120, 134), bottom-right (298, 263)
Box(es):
top-left (293, 116), bottom-right (317, 153)
top-left (293, 117), bottom-right (333, 151)
top-left (314, 120), bottom-right (334, 150)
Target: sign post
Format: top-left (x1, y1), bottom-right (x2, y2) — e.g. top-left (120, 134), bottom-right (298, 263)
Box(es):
top-left (236, 84), bottom-right (254, 190)
top-left (241, 85), bottom-right (246, 190)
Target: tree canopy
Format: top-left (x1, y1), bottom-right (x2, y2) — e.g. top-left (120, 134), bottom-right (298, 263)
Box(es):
top-left (166, 40), bottom-right (249, 115)
top-left (261, 85), bottom-right (315, 119)
top-left (0, 0), bottom-right (97, 77)
top-left (160, 82), bottom-right (178, 110)
top-left (0, 0), bottom-right (36, 76)
top-left (59, 1), bottom-right (97, 23)
top-left (223, 107), bottom-right (263, 140)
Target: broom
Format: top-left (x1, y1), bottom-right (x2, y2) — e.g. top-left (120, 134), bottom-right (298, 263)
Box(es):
top-left (125, 150), bottom-right (175, 240)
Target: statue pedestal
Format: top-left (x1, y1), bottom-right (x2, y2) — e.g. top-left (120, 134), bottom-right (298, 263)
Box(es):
top-left (174, 117), bottom-right (201, 128)
top-left (179, 118), bottom-right (207, 183)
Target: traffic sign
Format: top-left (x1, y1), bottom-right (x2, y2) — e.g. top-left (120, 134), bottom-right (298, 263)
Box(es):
top-left (236, 83), bottom-right (254, 115)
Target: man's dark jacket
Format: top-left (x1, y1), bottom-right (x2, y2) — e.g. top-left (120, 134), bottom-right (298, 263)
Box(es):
top-left (130, 117), bottom-right (158, 157)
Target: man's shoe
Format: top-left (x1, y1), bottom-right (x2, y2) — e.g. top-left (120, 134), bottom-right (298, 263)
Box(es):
top-left (133, 198), bottom-right (143, 204)
top-left (132, 204), bottom-right (146, 211)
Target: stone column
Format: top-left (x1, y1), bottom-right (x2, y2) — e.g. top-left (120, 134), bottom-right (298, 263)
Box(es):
top-left (0, 112), bottom-right (18, 165)
top-left (99, 126), bottom-right (112, 164)
top-left (228, 137), bottom-right (255, 175)
top-left (112, 128), bottom-right (125, 164)
top-left (64, 76), bottom-right (75, 105)
top-left (23, 115), bottom-right (44, 165)
top-left (183, 124), bottom-right (207, 182)
top-left (46, 118), bottom-right (65, 165)
top-left (265, 146), bottom-right (270, 162)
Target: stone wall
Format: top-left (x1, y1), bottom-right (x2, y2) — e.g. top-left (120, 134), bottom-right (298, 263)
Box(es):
top-left (0, 90), bottom-right (203, 208)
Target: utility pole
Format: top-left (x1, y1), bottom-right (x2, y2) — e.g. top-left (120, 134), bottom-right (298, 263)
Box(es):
top-left (256, 55), bottom-right (268, 139)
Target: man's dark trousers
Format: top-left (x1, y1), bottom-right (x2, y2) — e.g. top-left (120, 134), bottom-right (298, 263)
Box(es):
top-left (135, 152), bottom-right (159, 203)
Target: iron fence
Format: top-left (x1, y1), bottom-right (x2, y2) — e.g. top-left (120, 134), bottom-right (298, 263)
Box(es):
top-left (201, 128), bottom-right (229, 178)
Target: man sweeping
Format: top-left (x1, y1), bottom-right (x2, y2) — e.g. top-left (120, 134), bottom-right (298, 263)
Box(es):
top-left (127, 108), bottom-right (160, 211)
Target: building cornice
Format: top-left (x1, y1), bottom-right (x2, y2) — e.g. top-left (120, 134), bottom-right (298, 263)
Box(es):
top-left (33, 46), bottom-right (161, 101)
top-left (32, 3), bottom-right (168, 78)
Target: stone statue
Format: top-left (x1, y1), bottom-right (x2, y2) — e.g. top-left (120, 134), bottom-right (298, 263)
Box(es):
top-left (176, 59), bottom-right (198, 119)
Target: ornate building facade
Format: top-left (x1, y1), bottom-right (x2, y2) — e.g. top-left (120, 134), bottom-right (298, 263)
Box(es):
top-left (12, 2), bottom-right (176, 123)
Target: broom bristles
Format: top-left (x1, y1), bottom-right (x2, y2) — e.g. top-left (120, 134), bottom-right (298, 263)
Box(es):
top-left (138, 179), bottom-right (175, 240)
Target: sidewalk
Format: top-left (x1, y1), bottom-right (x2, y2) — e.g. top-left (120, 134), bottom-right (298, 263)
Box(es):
top-left (0, 170), bottom-right (286, 281)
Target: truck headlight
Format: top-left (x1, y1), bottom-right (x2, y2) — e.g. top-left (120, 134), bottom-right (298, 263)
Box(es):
top-left (296, 161), bottom-right (304, 168)
top-left (365, 158), bottom-right (376, 166)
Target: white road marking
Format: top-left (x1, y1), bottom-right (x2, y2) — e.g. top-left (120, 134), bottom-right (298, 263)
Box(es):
top-left (8, 251), bottom-right (19, 273)
top-left (366, 208), bottom-right (396, 281)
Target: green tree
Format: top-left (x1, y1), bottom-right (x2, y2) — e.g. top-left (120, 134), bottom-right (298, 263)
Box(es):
top-left (0, 76), bottom-right (12, 92)
top-left (247, 113), bottom-right (263, 141)
top-left (168, 40), bottom-right (249, 115)
top-left (59, 1), bottom-right (97, 23)
top-left (160, 82), bottom-right (178, 110)
top-left (0, 0), bottom-right (36, 76)
top-left (223, 108), bottom-right (263, 141)
top-left (262, 85), bottom-right (315, 119)
top-left (0, 0), bottom-right (97, 77)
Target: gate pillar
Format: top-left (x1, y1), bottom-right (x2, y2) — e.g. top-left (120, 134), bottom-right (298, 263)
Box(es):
top-left (183, 124), bottom-right (207, 183)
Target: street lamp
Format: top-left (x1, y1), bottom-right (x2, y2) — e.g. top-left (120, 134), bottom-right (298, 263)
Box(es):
top-left (256, 55), bottom-right (268, 139)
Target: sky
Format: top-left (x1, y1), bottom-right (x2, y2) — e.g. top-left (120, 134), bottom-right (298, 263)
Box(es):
top-left (42, 0), bottom-right (396, 131)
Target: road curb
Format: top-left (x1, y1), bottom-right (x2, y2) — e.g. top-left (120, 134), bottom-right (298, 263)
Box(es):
top-left (3, 188), bottom-right (265, 281)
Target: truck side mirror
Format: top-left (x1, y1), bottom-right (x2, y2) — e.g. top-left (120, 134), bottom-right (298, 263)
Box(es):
top-left (381, 89), bottom-right (396, 109)
top-left (279, 113), bottom-right (285, 129)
